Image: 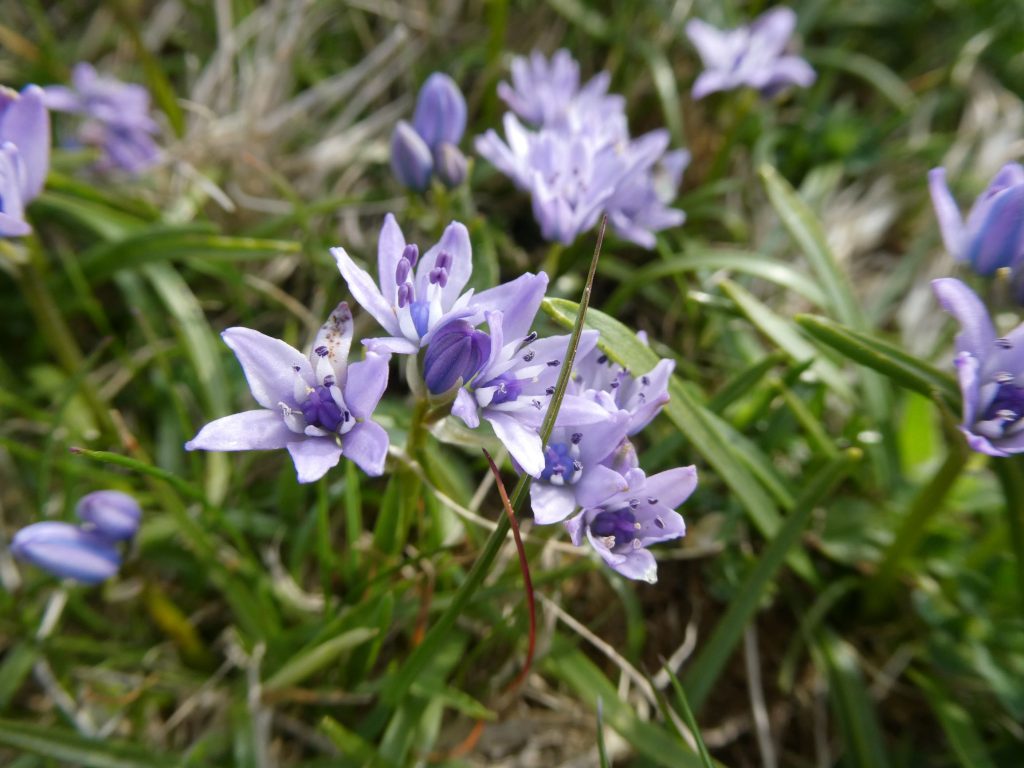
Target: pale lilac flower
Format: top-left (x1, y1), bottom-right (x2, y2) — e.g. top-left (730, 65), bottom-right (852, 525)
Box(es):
top-left (528, 412), bottom-right (632, 525)
top-left (572, 336), bottom-right (675, 435)
top-left (76, 490), bottom-right (142, 541)
top-left (11, 521), bottom-right (122, 584)
top-left (391, 73), bottom-right (468, 190)
top-left (933, 278), bottom-right (1024, 456)
top-left (928, 164), bottom-right (1024, 277)
top-left (449, 311), bottom-right (609, 476)
top-left (564, 465), bottom-right (696, 583)
top-left (43, 63), bottom-right (159, 174)
top-left (497, 49), bottom-right (626, 135)
top-left (186, 303), bottom-right (390, 482)
top-left (475, 115), bottom-right (630, 245)
top-left (686, 7), bottom-right (816, 99)
top-left (0, 84), bottom-right (50, 236)
top-left (333, 214), bottom-right (548, 355)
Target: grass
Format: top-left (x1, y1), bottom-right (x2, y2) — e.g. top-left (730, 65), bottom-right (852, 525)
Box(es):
top-left (1, 0), bottom-right (1023, 765)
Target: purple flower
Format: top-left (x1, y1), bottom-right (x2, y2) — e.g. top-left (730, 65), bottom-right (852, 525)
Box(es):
top-left (423, 320), bottom-right (491, 394)
top-left (449, 310), bottom-right (608, 475)
top-left (332, 214), bottom-right (548, 355)
top-left (186, 302), bottom-right (390, 482)
top-left (685, 7), bottom-right (815, 99)
top-left (475, 114), bottom-right (630, 245)
top-left (391, 73), bottom-right (468, 190)
top-left (477, 50), bottom-right (687, 248)
top-left (933, 277), bottom-right (1024, 456)
top-left (928, 164), bottom-right (1024, 277)
top-left (76, 490), bottom-right (142, 541)
top-left (564, 465), bottom-right (696, 583)
top-left (391, 120), bottom-right (434, 191)
top-left (0, 84), bottom-right (50, 236)
top-left (497, 49), bottom-right (626, 134)
top-left (529, 413), bottom-right (632, 525)
top-left (11, 521), bottom-right (122, 584)
top-left (572, 337), bottom-right (675, 435)
top-left (42, 63), bottom-right (160, 174)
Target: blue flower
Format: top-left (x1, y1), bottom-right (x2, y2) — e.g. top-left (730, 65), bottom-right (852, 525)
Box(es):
top-left (76, 490), bottom-right (142, 541)
top-left (685, 7), bottom-right (816, 99)
top-left (390, 73), bottom-right (468, 190)
top-left (333, 214), bottom-right (548, 355)
top-left (564, 466), bottom-right (696, 583)
top-left (43, 63), bottom-right (160, 174)
top-left (933, 278), bottom-right (1024, 456)
top-left (929, 164), bottom-right (1024, 277)
top-left (11, 521), bottom-right (122, 584)
top-left (186, 302), bottom-right (390, 482)
top-left (449, 310), bottom-right (608, 476)
top-left (0, 84), bottom-right (50, 236)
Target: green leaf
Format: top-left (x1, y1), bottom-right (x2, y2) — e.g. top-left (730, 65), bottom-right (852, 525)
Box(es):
top-left (720, 279), bottom-right (853, 400)
top-left (264, 628), bottom-right (378, 692)
top-left (797, 314), bottom-right (960, 410)
top-left (910, 672), bottom-right (999, 768)
top-left (682, 450), bottom-right (859, 711)
top-left (545, 650), bottom-right (707, 768)
top-left (0, 644), bottom-right (37, 711)
top-left (0, 718), bottom-right (186, 768)
top-left (815, 631), bottom-right (891, 768)
top-left (806, 47), bottom-right (916, 112)
top-left (663, 666), bottom-right (715, 768)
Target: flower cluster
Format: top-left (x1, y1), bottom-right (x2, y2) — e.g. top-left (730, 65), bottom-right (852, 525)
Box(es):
top-left (329, 216), bottom-right (695, 581)
top-left (11, 491), bottom-right (142, 584)
top-left (475, 49), bottom-right (688, 249)
top-left (0, 84), bottom-right (50, 237)
top-left (685, 7), bottom-right (816, 99)
top-left (43, 63), bottom-right (160, 175)
top-left (391, 74), bottom-right (468, 190)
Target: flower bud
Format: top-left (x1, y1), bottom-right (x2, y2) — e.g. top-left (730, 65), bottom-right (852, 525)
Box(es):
top-left (423, 320), bottom-right (491, 394)
top-left (390, 120), bottom-right (433, 191)
top-left (435, 142), bottom-right (468, 187)
top-left (76, 490), bottom-right (142, 541)
top-left (11, 521), bottom-right (122, 584)
top-left (412, 73), bottom-right (467, 152)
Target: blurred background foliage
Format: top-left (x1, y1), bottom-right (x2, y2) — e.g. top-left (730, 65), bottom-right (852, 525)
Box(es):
top-left (0, 0), bottom-right (1023, 765)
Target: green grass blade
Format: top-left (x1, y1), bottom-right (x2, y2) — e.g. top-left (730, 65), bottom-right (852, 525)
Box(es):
top-left (0, 718), bottom-right (188, 768)
top-left (682, 449), bottom-right (860, 711)
top-left (263, 628), bottom-right (378, 692)
top-left (910, 672), bottom-right (999, 768)
top-left (663, 665), bottom-right (715, 768)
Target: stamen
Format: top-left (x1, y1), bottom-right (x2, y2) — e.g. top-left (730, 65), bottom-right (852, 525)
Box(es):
top-left (522, 350), bottom-right (535, 362)
top-left (402, 243), bottom-right (419, 267)
top-left (654, 516), bottom-right (665, 529)
top-left (546, 359), bottom-right (560, 367)
top-left (570, 432), bottom-right (582, 444)
top-left (647, 497), bottom-right (658, 505)
top-left (597, 354), bottom-right (607, 364)
top-left (641, 375), bottom-right (650, 386)
top-left (435, 250), bottom-right (453, 272)
top-left (395, 257), bottom-right (411, 285)
top-left (545, 386), bottom-right (555, 395)
top-left (315, 345), bottom-right (329, 357)
top-left (996, 337), bottom-right (1012, 349)
top-left (397, 283), bottom-right (412, 308)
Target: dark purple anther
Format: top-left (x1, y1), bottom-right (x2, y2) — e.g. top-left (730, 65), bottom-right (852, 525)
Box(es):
top-left (422, 320), bottom-right (491, 394)
top-left (522, 350), bottom-right (535, 362)
top-left (546, 359), bottom-right (560, 367)
top-left (570, 432), bottom-right (582, 444)
top-left (436, 250), bottom-right (453, 272)
top-left (397, 283), bottom-right (413, 309)
top-left (315, 345), bottom-right (329, 357)
top-left (402, 243), bottom-right (419, 268)
top-left (301, 385), bottom-right (345, 432)
top-left (395, 257), bottom-right (412, 285)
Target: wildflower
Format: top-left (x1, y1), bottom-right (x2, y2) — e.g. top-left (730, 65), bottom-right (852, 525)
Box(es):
top-left (390, 121), bottom-right (434, 191)
top-left (390, 73), bottom-right (468, 190)
top-left (448, 310), bottom-right (608, 476)
top-left (11, 521), bottom-right (122, 584)
top-left (186, 302), bottom-right (390, 482)
top-left (529, 413), bottom-right (632, 525)
top-left (933, 277), bottom-right (1024, 456)
top-left (477, 50), bottom-right (687, 248)
top-left (42, 62), bottom-right (160, 174)
top-left (76, 490), bottom-right (142, 541)
top-left (572, 336), bottom-right (675, 435)
top-left (928, 164), bottom-right (1024, 276)
top-left (0, 84), bottom-right (50, 236)
top-left (564, 465), bottom-right (696, 583)
top-left (332, 214), bottom-right (548, 355)
top-left (496, 49), bottom-right (625, 134)
top-left (422, 320), bottom-right (491, 395)
top-left (685, 7), bottom-right (816, 99)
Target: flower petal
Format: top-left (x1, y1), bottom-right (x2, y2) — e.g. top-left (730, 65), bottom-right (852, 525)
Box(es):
top-left (1, 85), bottom-right (50, 200)
top-left (452, 387), bottom-right (480, 428)
top-left (418, 220), bottom-right (473, 308)
top-left (364, 336), bottom-right (419, 355)
top-left (575, 464), bottom-right (630, 508)
top-left (186, 409), bottom-right (295, 451)
top-left (470, 272), bottom-right (549, 340)
top-left (311, 302), bottom-right (353, 384)
top-left (932, 278), bottom-right (997, 364)
top-left (377, 213), bottom-right (406, 309)
top-left (287, 438), bottom-right (343, 483)
top-left (642, 466), bottom-right (698, 510)
top-left (343, 354), bottom-right (389, 420)
top-left (486, 411), bottom-right (544, 476)
top-left (11, 522), bottom-right (121, 584)
top-left (222, 327), bottom-right (311, 409)
top-left (331, 246), bottom-right (401, 336)
top-left (530, 482), bottom-right (577, 524)
top-left (342, 420), bottom-right (389, 476)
